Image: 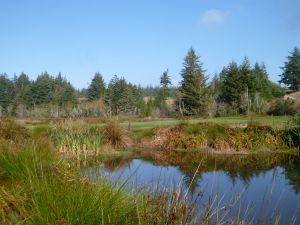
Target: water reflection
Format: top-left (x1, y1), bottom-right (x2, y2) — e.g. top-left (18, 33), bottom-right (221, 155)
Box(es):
top-left (82, 151), bottom-right (300, 224)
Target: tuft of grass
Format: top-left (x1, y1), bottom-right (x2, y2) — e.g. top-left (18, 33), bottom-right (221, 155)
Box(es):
top-left (0, 186), bottom-right (27, 224)
top-left (0, 144), bottom-right (53, 181)
top-left (103, 120), bottom-right (130, 148)
top-left (24, 175), bottom-right (138, 224)
top-left (0, 118), bottom-right (31, 143)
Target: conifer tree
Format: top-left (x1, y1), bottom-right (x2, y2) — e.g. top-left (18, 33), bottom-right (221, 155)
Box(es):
top-left (160, 69), bottom-right (171, 101)
top-left (30, 72), bottom-right (53, 106)
top-left (0, 74), bottom-right (14, 113)
top-left (14, 72), bottom-right (31, 106)
top-left (179, 48), bottom-right (208, 116)
top-left (280, 47), bottom-right (300, 90)
top-left (87, 73), bottom-right (106, 101)
top-left (219, 61), bottom-right (241, 105)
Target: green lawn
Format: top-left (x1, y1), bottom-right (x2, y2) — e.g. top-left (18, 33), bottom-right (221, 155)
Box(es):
top-left (123, 116), bottom-right (290, 129)
top-left (28, 115), bottom-right (290, 131)
top-left (204, 115), bottom-right (289, 125)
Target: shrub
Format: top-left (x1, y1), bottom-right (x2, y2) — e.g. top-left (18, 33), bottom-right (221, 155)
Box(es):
top-left (287, 113), bottom-right (300, 128)
top-left (267, 99), bottom-right (296, 116)
top-left (281, 113), bottom-right (300, 149)
top-left (103, 120), bottom-right (129, 148)
top-left (153, 123), bottom-right (287, 152)
top-left (0, 118), bottom-right (31, 144)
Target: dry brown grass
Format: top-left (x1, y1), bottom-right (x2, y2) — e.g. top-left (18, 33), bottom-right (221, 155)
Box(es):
top-left (0, 186), bottom-right (27, 224)
top-left (103, 120), bottom-right (132, 148)
top-left (0, 118), bottom-right (31, 144)
top-left (151, 122), bottom-right (288, 152)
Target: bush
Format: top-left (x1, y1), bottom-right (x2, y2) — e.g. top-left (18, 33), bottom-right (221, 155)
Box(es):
top-left (282, 113), bottom-right (300, 149)
top-left (287, 113), bottom-right (300, 128)
top-left (153, 123), bottom-right (287, 152)
top-left (215, 104), bottom-right (239, 117)
top-left (0, 118), bottom-right (31, 144)
top-left (267, 99), bottom-right (296, 116)
top-left (103, 120), bottom-right (129, 148)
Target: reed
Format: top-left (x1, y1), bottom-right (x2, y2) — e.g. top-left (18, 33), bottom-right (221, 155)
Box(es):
top-left (49, 121), bottom-right (103, 158)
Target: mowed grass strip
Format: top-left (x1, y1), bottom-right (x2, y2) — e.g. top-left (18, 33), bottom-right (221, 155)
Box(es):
top-left (123, 116), bottom-right (290, 129)
top-left (28, 115), bottom-right (290, 132)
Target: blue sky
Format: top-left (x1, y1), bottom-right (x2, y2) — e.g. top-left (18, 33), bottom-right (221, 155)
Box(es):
top-left (0, 0), bottom-right (299, 89)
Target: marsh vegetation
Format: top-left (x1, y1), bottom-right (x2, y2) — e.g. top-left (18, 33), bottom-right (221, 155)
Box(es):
top-left (0, 118), bottom-right (299, 224)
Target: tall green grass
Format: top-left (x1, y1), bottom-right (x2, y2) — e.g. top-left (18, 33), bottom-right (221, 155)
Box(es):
top-left (48, 120), bottom-right (130, 158)
top-left (280, 113), bottom-right (300, 149)
top-left (49, 121), bottom-right (103, 156)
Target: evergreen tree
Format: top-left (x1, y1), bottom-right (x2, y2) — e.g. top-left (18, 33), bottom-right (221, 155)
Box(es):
top-left (105, 75), bottom-right (144, 116)
top-left (179, 48), bottom-right (208, 116)
top-left (280, 47), bottom-right (300, 90)
top-left (0, 74), bottom-right (14, 113)
top-left (52, 73), bottom-right (77, 107)
top-left (14, 72), bottom-right (31, 106)
top-left (251, 63), bottom-right (272, 99)
top-left (87, 73), bottom-right (106, 101)
top-left (218, 59), bottom-right (285, 114)
top-left (152, 70), bottom-right (172, 115)
top-left (238, 58), bottom-right (252, 113)
top-left (219, 61), bottom-right (241, 105)
top-left (30, 72), bottom-right (54, 106)
top-left (140, 85), bottom-right (161, 97)
top-left (160, 69), bottom-right (171, 100)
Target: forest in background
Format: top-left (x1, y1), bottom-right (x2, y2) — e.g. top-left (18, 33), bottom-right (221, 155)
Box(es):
top-left (0, 47), bottom-right (299, 118)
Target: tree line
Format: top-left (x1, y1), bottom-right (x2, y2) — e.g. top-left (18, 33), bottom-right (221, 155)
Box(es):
top-left (0, 47), bottom-right (299, 118)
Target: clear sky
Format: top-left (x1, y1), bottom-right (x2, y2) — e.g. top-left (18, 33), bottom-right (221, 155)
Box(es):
top-left (0, 0), bottom-right (299, 89)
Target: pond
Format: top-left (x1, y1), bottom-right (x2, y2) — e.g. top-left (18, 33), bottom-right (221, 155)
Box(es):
top-left (82, 151), bottom-right (300, 224)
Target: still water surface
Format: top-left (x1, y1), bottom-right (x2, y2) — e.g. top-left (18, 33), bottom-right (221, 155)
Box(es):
top-left (82, 152), bottom-right (300, 224)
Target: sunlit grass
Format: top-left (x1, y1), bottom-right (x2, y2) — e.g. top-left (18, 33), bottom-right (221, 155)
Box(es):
top-left (0, 119), bottom-right (298, 224)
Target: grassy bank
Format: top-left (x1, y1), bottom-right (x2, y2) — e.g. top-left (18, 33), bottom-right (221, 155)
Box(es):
top-left (149, 122), bottom-right (296, 152)
top-left (26, 115), bottom-right (290, 130)
top-left (1, 119), bottom-right (298, 224)
top-left (28, 116), bottom-right (299, 157)
top-left (0, 119), bottom-right (197, 224)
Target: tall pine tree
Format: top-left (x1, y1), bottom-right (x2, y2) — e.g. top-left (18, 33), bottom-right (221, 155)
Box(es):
top-left (179, 48), bottom-right (208, 116)
top-left (87, 73), bottom-right (106, 101)
top-left (0, 74), bottom-right (14, 113)
top-left (280, 47), bottom-right (300, 91)
top-left (160, 69), bottom-right (171, 101)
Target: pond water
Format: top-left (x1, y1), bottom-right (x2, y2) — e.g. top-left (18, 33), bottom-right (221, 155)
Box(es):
top-left (82, 151), bottom-right (300, 224)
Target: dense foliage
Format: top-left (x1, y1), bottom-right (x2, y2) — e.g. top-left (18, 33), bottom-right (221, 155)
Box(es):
top-left (87, 73), bottom-right (105, 101)
top-left (280, 47), bottom-right (300, 91)
top-left (1, 47), bottom-right (298, 118)
top-left (105, 75), bottom-right (144, 116)
top-left (0, 72), bottom-right (77, 117)
top-left (214, 59), bottom-right (284, 116)
top-left (179, 48), bottom-right (208, 116)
